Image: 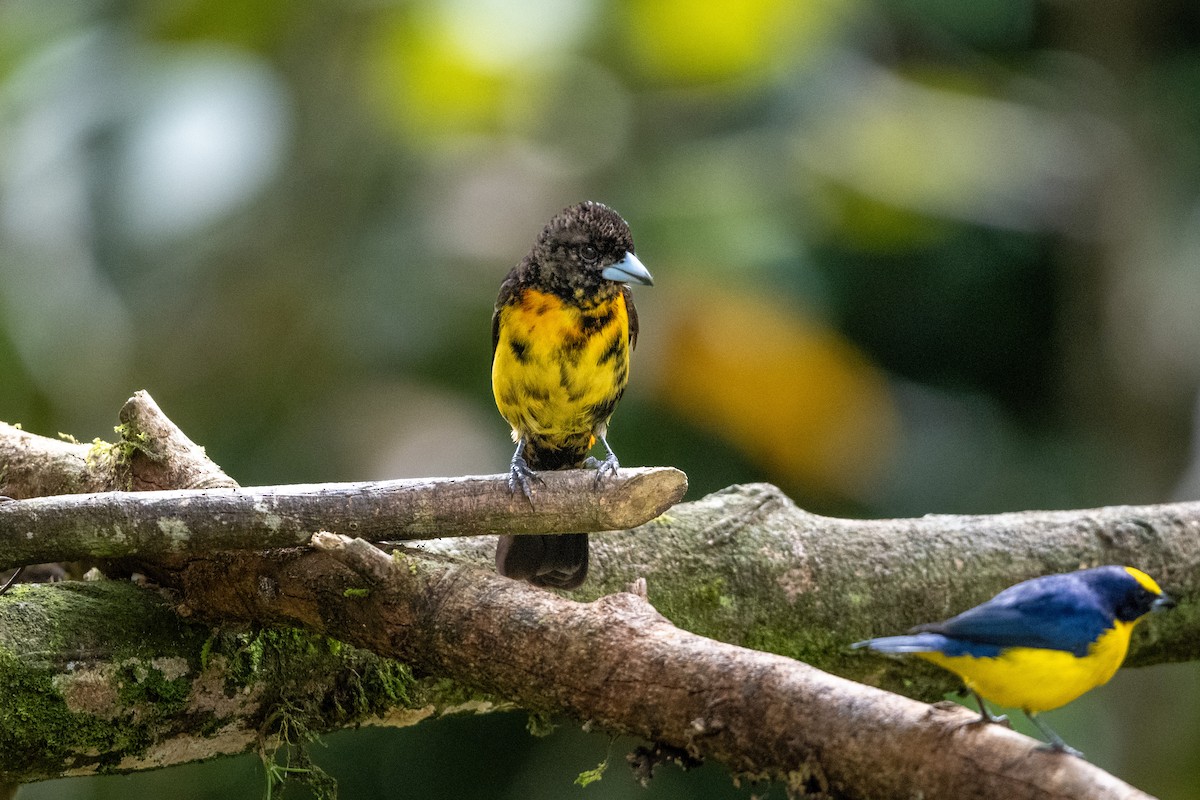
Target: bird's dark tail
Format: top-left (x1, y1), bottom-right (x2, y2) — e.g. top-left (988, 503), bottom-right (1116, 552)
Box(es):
top-left (495, 532), bottom-right (588, 589)
top-left (496, 438), bottom-right (590, 589)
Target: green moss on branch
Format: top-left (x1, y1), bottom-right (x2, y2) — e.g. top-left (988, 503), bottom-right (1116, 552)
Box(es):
top-left (0, 581), bottom-right (434, 784)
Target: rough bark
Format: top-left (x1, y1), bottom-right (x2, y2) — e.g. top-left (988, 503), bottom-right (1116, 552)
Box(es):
top-left (309, 533), bottom-right (1150, 800)
top-left (432, 484), bottom-right (1198, 698)
top-left (138, 532), bottom-right (1154, 800)
top-left (0, 579), bottom-right (467, 781)
top-left (114, 390), bottom-right (241, 492)
top-left (0, 391), bottom-right (1189, 799)
top-left (0, 468), bottom-right (686, 570)
top-left (0, 391), bottom-right (236, 499)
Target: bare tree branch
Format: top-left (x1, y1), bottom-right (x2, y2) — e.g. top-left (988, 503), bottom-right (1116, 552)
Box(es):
top-left (0, 392), bottom-right (685, 571)
top-left (0, 468), bottom-right (687, 571)
top-left (114, 390), bottom-right (240, 492)
top-left (0, 390), bottom-right (237, 498)
top-left (0, 498), bottom-right (1171, 798)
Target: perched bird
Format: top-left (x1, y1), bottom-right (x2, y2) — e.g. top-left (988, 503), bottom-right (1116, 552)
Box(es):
top-left (854, 565), bottom-right (1174, 756)
top-left (491, 201), bottom-right (653, 589)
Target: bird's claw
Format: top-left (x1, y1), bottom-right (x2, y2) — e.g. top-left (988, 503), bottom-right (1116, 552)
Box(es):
top-left (1037, 741), bottom-right (1084, 759)
top-left (507, 454), bottom-right (542, 502)
top-left (583, 453), bottom-right (619, 486)
top-left (959, 713), bottom-right (1009, 730)
top-left (966, 693), bottom-right (1009, 728)
top-left (977, 708), bottom-right (1009, 727)
top-left (1028, 712), bottom-right (1082, 757)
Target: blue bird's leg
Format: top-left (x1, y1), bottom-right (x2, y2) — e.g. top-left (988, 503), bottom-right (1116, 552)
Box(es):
top-left (507, 439), bottom-right (542, 503)
top-left (1028, 713), bottom-right (1083, 758)
top-left (971, 692), bottom-right (1008, 726)
top-left (583, 434), bottom-right (619, 486)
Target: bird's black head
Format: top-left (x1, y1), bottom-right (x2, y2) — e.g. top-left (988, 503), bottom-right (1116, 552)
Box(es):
top-left (525, 201), bottom-right (652, 299)
top-left (1083, 566), bottom-right (1174, 623)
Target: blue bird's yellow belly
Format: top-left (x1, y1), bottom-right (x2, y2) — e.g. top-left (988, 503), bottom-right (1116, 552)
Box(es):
top-left (919, 621), bottom-right (1135, 713)
top-left (492, 287), bottom-right (631, 456)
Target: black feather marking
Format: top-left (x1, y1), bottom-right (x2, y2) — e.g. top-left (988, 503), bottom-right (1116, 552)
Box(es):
top-left (581, 305), bottom-right (615, 334)
top-left (521, 383), bottom-right (550, 403)
top-left (524, 437), bottom-right (591, 470)
top-left (508, 337), bottom-right (530, 363)
top-left (588, 396), bottom-right (620, 424)
top-left (597, 332), bottom-right (624, 366)
top-left (559, 338), bottom-right (585, 367)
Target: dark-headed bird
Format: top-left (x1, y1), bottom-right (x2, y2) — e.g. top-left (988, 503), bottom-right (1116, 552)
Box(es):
top-left (491, 201), bottom-right (652, 589)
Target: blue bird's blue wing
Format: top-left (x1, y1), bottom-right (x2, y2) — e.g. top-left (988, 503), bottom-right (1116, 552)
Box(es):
top-left (914, 573), bottom-right (1113, 657)
top-left (852, 632), bottom-right (1005, 658)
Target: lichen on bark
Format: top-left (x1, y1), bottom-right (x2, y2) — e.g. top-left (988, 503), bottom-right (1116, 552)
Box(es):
top-left (0, 580), bottom-right (432, 784)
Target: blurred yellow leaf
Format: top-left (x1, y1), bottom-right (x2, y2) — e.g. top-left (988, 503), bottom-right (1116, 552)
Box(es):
top-left (365, 10), bottom-right (510, 141)
top-left (656, 285), bottom-right (897, 498)
top-left (621, 0), bottom-right (838, 82)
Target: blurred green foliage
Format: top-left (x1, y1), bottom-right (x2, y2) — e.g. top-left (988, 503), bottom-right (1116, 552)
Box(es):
top-left (3, 0), bottom-right (1200, 797)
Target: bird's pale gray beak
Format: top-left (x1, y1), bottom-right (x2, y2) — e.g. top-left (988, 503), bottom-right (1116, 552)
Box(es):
top-left (601, 251), bottom-right (653, 286)
top-left (1153, 594), bottom-right (1177, 612)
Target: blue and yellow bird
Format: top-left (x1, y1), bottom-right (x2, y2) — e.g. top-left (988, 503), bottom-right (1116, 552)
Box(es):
top-left (854, 565), bottom-right (1174, 755)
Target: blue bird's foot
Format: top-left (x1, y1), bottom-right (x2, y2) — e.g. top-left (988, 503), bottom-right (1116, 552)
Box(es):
top-left (1029, 714), bottom-right (1082, 758)
top-left (970, 692), bottom-right (1009, 727)
top-left (1036, 740), bottom-right (1084, 759)
top-left (959, 712), bottom-right (1010, 731)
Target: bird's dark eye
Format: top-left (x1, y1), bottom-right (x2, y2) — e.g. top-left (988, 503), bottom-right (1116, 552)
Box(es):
top-left (580, 245), bottom-right (599, 264)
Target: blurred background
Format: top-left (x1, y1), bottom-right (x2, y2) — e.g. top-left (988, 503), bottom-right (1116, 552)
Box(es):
top-left (3, 0), bottom-right (1199, 796)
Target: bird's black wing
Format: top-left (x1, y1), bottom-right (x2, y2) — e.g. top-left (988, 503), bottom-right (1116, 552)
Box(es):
top-left (492, 271), bottom-right (521, 356)
top-left (623, 284), bottom-right (638, 350)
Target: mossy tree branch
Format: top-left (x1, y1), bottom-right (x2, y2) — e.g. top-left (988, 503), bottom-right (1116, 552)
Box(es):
top-left (535, 486), bottom-right (1198, 699)
top-left (417, 485), bottom-right (1198, 705)
top-left (0, 391), bottom-right (1193, 799)
top-left (0, 579), bottom-right (483, 782)
top-left (301, 532), bottom-right (1154, 800)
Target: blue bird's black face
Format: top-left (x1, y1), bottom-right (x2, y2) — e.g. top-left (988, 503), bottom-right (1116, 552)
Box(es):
top-left (1085, 566), bottom-right (1174, 623)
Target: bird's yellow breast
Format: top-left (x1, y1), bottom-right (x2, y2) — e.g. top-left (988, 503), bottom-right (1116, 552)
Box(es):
top-left (919, 620), bottom-right (1135, 713)
top-left (492, 287), bottom-right (631, 446)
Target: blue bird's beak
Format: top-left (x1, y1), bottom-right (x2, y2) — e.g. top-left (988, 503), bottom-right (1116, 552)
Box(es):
top-left (601, 251), bottom-right (653, 286)
top-left (1152, 594), bottom-right (1176, 611)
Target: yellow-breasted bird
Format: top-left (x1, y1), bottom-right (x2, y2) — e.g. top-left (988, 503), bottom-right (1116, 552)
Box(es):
top-left (491, 201), bottom-right (653, 589)
top-left (854, 565), bottom-right (1174, 756)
